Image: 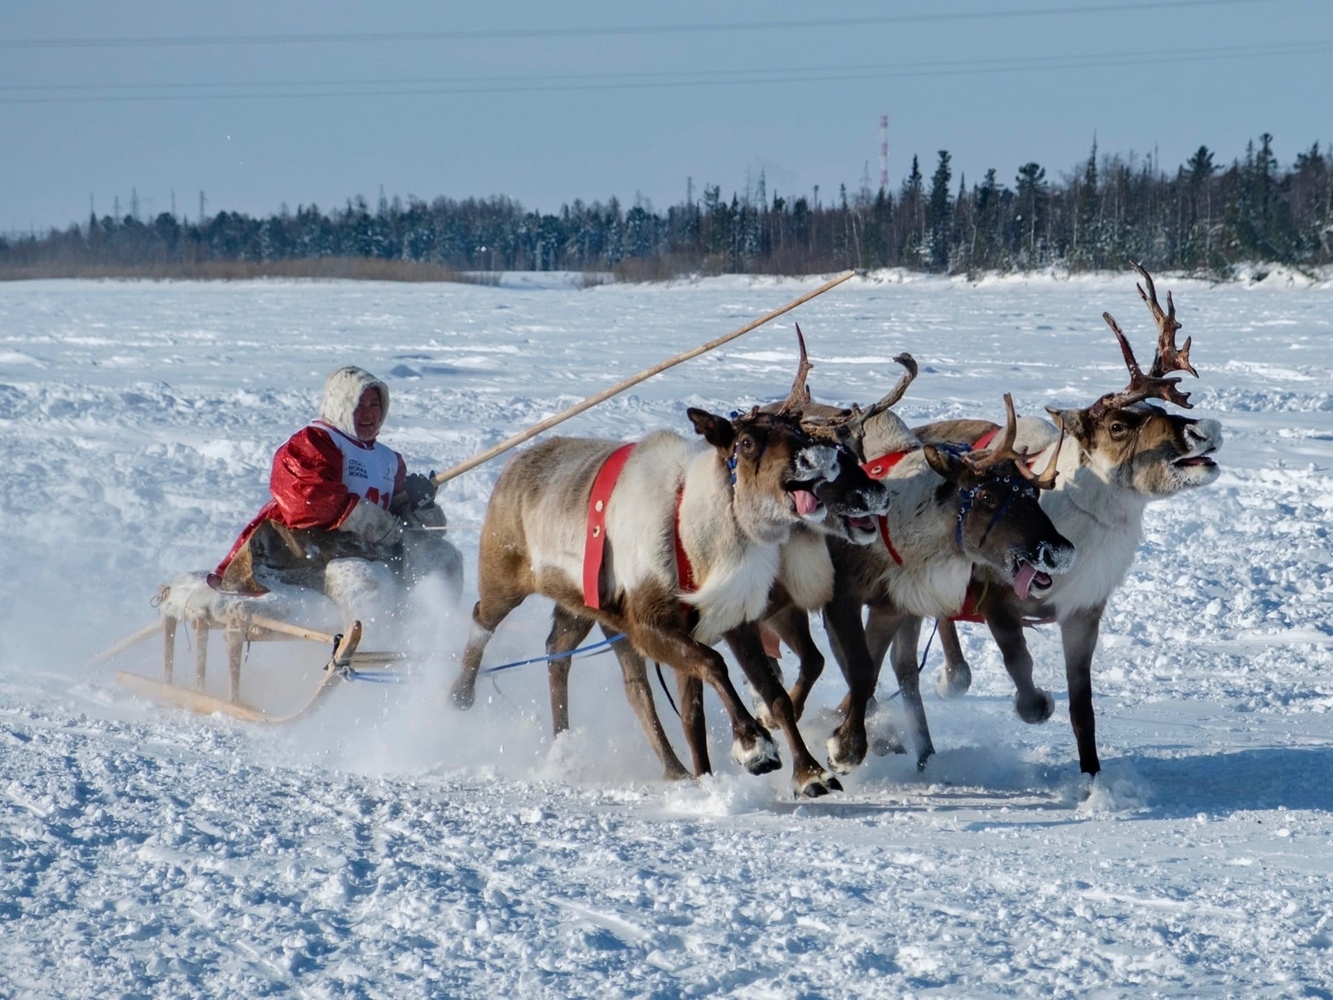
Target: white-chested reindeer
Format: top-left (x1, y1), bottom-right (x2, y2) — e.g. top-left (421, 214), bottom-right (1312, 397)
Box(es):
top-left (535, 412), bottom-right (896, 786)
top-left (450, 405), bottom-right (870, 797)
top-left (905, 262), bottom-right (1222, 777)
top-left (530, 339), bottom-right (900, 787)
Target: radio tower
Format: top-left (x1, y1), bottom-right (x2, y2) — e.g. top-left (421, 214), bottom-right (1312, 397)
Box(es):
top-left (879, 114), bottom-right (890, 193)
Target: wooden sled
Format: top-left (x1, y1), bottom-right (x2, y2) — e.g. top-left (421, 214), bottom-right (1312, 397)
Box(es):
top-left (91, 573), bottom-right (404, 723)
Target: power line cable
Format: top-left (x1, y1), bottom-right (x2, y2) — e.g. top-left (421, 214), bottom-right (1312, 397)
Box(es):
top-left (1, 38), bottom-right (1327, 105)
top-left (0, 0), bottom-right (1279, 50)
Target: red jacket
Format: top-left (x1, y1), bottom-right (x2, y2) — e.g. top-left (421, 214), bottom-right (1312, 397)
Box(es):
top-left (213, 424), bottom-right (406, 579)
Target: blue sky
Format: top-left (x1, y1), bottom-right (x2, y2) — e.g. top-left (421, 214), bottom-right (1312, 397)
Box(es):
top-left (3, 0), bottom-right (1330, 233)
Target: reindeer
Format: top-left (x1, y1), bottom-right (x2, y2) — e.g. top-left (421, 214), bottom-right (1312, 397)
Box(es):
top-left (906, 262), bottom-right (1222, 777)
top-left (814, 393), bottom-right (1077, 772)
top-left (528, 349), bottom-right (899, 788)
top-left (450, 405), bottom-right (858, 797)
top-left (534, 424), bottom-right (895, 785)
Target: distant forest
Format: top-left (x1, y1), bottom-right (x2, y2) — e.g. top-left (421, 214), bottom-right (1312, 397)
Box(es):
top-left (2, 134), bottom-right (1330, 281)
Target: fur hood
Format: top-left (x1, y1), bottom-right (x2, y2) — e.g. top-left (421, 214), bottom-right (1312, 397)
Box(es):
top-left (319, 366), bottom-right (389, 440)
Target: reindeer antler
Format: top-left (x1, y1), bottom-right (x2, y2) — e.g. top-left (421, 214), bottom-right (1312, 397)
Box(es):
top-left (966, 393), bottom-right (1063, 490)
top-left (777, 323), bottom-right (815, 414)
top-left (1090, 262), bottom-right (1197, 415)
top-left (1133, 260), bottom-right (1197, 379)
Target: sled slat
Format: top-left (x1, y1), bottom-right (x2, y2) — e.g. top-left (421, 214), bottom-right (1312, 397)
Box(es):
top-left (87, 620), bottom-right (164, 666)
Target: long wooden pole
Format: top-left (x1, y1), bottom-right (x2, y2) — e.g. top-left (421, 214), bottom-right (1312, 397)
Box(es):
top-left (431, 269), bottom-right (856, 485)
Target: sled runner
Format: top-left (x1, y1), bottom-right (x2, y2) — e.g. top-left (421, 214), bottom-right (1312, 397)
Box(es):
top-left (91, 573), bottom-right (403, 723)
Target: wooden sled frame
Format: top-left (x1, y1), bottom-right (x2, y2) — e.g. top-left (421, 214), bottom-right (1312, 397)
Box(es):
top-left (92, 581), bottom-right (403, 724)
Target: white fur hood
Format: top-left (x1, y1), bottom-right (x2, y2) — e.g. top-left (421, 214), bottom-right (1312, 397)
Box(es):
top-left (319, 366), bottom-right (389, 439)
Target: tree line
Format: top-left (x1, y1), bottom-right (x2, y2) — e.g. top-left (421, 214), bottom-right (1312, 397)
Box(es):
top-left (2, 134), bottom-right (1329, 280)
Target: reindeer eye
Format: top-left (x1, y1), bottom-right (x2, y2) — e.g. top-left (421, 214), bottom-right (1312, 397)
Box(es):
top-left (1108, 421), bottom-right (1128, 438)
top-left (976, 488), bottom-right (1000, 508)
top-left (738, 435), bottom-right (757, 455)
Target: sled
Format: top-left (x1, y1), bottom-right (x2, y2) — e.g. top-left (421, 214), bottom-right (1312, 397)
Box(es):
top-left (91, 573), bottom-right (404, 724)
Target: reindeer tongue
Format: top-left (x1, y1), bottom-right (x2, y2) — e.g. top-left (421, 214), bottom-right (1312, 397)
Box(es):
top-left (1013, 561), bottom-right (1039, 601)
top-left (791, 490), bottom-right (819, 516)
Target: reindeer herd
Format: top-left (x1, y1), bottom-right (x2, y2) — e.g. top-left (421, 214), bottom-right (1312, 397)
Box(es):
top-left (449, 263), bottom-right (1223, 798)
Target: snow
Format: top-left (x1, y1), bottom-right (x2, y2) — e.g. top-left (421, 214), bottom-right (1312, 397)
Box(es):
top-left (2, 269), bottom-right (1332, 997)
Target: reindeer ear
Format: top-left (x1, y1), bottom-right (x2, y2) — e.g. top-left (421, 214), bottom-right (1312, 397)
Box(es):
top-left (1046, 406), bottom-right (1092, 442)
top-left (922, 443), bottom-right (967, 481)
top-left (687, 407), bottom-right (737, 451)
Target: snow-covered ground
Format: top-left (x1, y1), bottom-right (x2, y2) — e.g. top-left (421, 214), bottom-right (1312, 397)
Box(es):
top-left (2, 269), bottom-right (1332, 997)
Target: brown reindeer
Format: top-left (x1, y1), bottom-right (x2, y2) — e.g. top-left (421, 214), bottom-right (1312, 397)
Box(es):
top-left (815, 393), bottom-right (1077, 772)
top-left (450, 406), bottom-right (855, 797)
top-left (910, 262), bottom-right (1222, 777)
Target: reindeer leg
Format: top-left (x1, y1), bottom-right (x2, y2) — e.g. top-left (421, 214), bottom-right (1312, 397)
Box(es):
top-left (602, 627), bottom-right (691, 781)
top-left (822, 598), bottom-right (894, 773)
top-left (725, 624), bottom-right (841, 798)
top-left (677, 674), bottom-right (710, 776)
top-left (934, 618), bottom-right (974, 700)
top-left (453, 588), bottom-right (527, 710)
top-left (1060, 605), bottom-right (1105, 777)
top-left (985, 604), bottom-right (1055, 725)
top-left (768, 605), bottom-right (824, 723)
top-left (545, 606), bottom-right (595, 736)
top-left (887, 615), bottom-right (935, 770)
top-left (631, 628), bottom-right (779, 777)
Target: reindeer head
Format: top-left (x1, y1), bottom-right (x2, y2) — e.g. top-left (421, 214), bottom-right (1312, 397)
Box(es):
top-left (926, 394), bottom-right (1076, 600)
top-left (1048, 262), bottom-right (1222, 498)
top-left (754, 324), bottom-right (908, 543)
top-left (686, 406), bottom-right (842, 545)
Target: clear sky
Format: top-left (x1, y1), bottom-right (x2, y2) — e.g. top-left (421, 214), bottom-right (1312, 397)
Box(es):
top-left (3, 0), bottom-right (1330, 234)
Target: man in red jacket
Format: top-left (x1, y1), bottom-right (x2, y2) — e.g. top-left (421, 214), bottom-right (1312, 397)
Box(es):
top-left (211, 366), bottom-right (462, 620)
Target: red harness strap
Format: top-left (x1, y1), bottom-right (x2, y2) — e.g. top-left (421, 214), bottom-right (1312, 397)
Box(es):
top-left (861, 449), bottom-right (914, 566)
top-left (972, 428), bottom-right (1000, 452)
top-left (583, 444), bottom-right (636, 609)
top-left (673, 486), bottom-right (696, 596)
top-left (953, 579), bottom-right (990, 623)
top-left (860, 449), bottom-right (913, 480)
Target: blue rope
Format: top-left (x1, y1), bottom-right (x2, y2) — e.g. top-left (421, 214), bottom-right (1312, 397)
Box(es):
top-left (479, 632), bottom-right (626, 675)
top-left (343, 670), bottom-right (407, 684)
top-left (882, 618), bottom-right (940, 703)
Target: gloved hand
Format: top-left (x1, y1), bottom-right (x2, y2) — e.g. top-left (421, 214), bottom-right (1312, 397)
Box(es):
top-left (339, 498), bottom-right (405, 548)
top-left (402, 472), bottom-right (438, 510)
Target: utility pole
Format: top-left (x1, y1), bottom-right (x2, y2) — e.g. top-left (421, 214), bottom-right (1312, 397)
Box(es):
top-left (879, 114), bottom-right (889, 193)
top-left (199, 190), bottom-right (206, 225)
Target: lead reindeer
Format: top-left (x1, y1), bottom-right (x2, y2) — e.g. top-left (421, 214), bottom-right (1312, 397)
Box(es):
top-left (908, 262), bottom-right (1222, 778)
top-left (450, 405), bottom-right (858, 797)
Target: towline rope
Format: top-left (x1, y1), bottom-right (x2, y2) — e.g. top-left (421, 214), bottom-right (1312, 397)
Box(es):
top-left (479, 632), bottom-right (626, 675)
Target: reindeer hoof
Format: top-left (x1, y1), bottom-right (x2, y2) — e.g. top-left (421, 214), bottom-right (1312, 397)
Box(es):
top-left (935, 663), bottom-right (972, 700)
top-left (865, 709), bottom-right (906, 757)
top-left (1015, 688), bottom-right (1055, 724)
top-left (793, 771), bottom-right (843, 798)
top-left (826, 728), bottom-right (868, 775)
top-left (732, 732), bottom-right (781, 775)
top-left (450, 683), bottom-right (476, 710)
top-left (915, 746), bottom-right (936, 772)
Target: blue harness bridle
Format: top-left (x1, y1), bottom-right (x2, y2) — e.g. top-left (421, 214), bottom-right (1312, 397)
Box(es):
top-left (940, 441), bottom-right (1042, 548)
